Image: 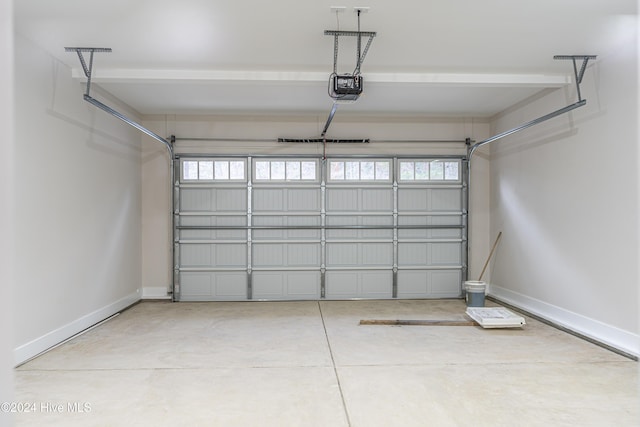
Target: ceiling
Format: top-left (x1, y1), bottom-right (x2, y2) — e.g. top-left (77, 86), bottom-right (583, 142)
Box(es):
top-left (14, 0), bottom-right (636, 118)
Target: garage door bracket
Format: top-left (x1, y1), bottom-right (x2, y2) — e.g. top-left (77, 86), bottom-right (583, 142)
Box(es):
top-left (64, 47), bottom-right (173, 157)
top-left (468, 54), bottom-right (597, 158)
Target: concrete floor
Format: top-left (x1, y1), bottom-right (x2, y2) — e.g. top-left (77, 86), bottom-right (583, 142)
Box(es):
top-left (13, 299), bottom-right (639, 427)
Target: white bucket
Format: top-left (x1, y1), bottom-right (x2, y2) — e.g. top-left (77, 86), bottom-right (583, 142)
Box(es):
top-left (465, 280), bottom-right (486, 307)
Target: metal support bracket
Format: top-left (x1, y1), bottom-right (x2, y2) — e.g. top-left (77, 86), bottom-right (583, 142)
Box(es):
top-left (468, 54), bottom-right (597, 158)
top-left (65, 47), bottom-right (112, 96)
top-left (553, 55), bottom-right (597, 102)
top-left (324, 30), bottom-right (377, 76)
top-left (65, 47), bottom-right (173, 156)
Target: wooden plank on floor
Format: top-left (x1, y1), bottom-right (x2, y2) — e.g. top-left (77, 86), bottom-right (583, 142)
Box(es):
top-left (359, 319), bottom-right (478, 326)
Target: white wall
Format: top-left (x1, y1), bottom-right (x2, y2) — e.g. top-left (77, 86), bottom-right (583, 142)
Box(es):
top-left (489, 16), bottom-right (639, 356)
top-left (12, 35), bottom-right (144, 365)
top-left (141, 114), bottom-right (492, 298)
top-left (1, 0), bottom-right (14, 418)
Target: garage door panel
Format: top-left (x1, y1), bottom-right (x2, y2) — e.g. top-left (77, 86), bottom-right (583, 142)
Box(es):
top-left (181, 188), bottom-right (247, 212)
top-left (180, 272), bottom-right (212, 298)
top-left (287, 244), bottom-right (320, 266)
top-left (430, 270), bottom-right (462, 296)
top-left (398, 189), bottom-right (428, 211)
top-left (430, 242), bottom-right (462, 265)
top-left (398, 242), bottom-right (461, 267)
top-left (361, 243), bottom-right (393, 266)
top-left (180, 216), bottom-right (213, 240)
top-left (398, 243), bottom-right (428, 266)
top-left (361, 272), bottom-right (393, 298)
top-left (325, 270), bottom-right (392, 299)
top-left (180, 272), bottom-right (247, 301)
top-left (253, 271), bottom-right (320, 300)
top-left (397, 270), bottom-right (461, 298)
top-left (181, 188), bottom-right (214, 212)
top-left (428, 215), bottom-right (463, 239)
top-left (326, 243), bottom-right (393, 267)
top-left (180, 216), bottom-right (246, 240)
top-left (216, 188), bottom-right (247, 211)
top-left (325, 271), bottom-right (358, 298)
top-left (287, 188), bottom-right (320, 211)
top-left (253, 216), bottom-right (321, 240)
top-left (252, 243), bottom-right (320, 267)
top-left (216, 244), bottom-right (247, 266)
top-left (253, 188), bottom-right (284, 211)
top-left (326, 216), bottom-right (393, 240)
top-left (252, 216), bottom-right (285, 240)
top-left (326, 216), bottom-right (358, 239)
top-left (180, 244), bottom-right (212, 267)
top-left (181, 243), bottom-right (246, 268)
top-left (326, 188), bottom-right (359, 211)
top-left (252, 244), bottom-right (284, 267)
top-left (252, 272), bottom-right (284, 299)
top-left (430, 188), bottom-right (462, 211)
top-left (326, 243), bottom-right (358, 266)
top-left (361, 216), bottom-right (393, 239)
top-left (398, 215), bottom-right (462, 239)
top-left (398, 188), bottom-right (461, 212)
top-left (362, 188), bottom-right (393, 211)
top-left (286, 216), bottom-right (321, 239)
top-left (215, 216), bottom-right (247, 240)
top-left (253, 188), bottom-right (320, 212)
top-left (397, 271), bottom-right (428, 297)
top-left (286, 272), bottom-right (321, 299)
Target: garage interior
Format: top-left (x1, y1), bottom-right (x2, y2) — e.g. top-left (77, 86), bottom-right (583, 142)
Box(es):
top-left (2, 1), bottom-right (639, 426)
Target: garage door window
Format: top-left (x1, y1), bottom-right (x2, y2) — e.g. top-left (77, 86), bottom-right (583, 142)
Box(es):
top-left (398, 160), bottom-right (460, 182)
top-left (254, 160), bottom-right (318, 181)
top-left (328, 160), bottom-right (391, 182)
top-left (182, 159), bottom-right (246, 182)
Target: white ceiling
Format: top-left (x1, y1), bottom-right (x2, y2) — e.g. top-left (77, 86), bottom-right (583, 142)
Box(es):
top-left (14, 0), bottom-right (636, 118)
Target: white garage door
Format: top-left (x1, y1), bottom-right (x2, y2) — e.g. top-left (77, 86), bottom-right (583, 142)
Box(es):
top-left (174, 156), bottom-right (466, 301)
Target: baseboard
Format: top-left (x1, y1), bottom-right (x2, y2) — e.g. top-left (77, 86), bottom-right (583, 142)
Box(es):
top-left (13, 291), bottom-right (140, 367)
top-left (142, 286), bottom-right (171, 300)
top-left (489, 285), bottom-right (639, 358)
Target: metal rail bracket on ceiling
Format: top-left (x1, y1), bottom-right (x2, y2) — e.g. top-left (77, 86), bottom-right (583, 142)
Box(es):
top-left (325, 29), bottom-right (377, 78)
top-left (468, 55), bottom-right (597, 158)
top-left (64, 47), bottom-right (173, 157)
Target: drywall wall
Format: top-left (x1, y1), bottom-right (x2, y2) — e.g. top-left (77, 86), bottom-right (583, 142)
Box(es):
top-left (12, 35), bottom-right (143, 365)
top-left (1, 0), bottom-right (14, 414)
top-left (489, 16), bottom-right (639, 356)
top-left (141, 114), bottom-right (492, 298)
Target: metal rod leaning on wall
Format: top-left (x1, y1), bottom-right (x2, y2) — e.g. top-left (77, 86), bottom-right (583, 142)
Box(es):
top-left (66, 47), bottom-right (176, 301)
